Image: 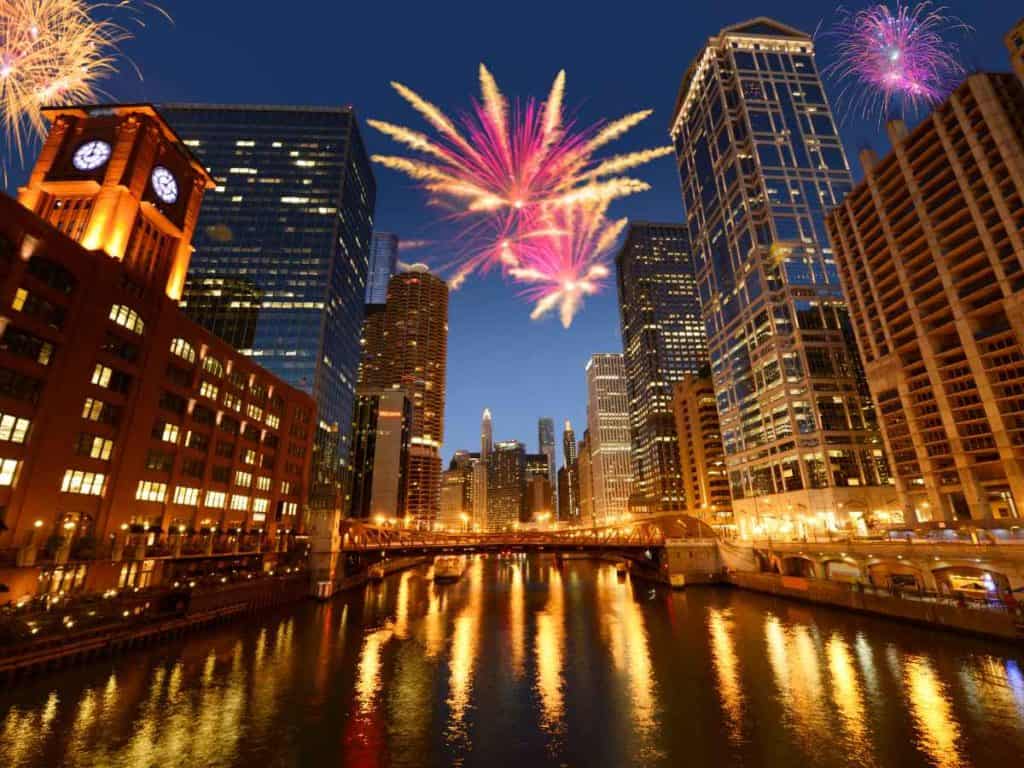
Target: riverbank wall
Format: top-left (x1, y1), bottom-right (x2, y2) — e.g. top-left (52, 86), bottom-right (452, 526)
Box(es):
top-left (318, 555), bottom-right (430, 598)
top-left (728, 571), bottom-right (1024, 642)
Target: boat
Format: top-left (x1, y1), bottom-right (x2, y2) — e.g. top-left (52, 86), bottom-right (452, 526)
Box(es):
top-left (368, 563), bottom-right (386, 582)
top-left (433, 555), bottom-right (466, 583)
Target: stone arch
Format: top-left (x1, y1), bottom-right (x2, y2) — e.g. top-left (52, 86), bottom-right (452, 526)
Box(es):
top-left (781, 555), bottom-right (818, 578)
top-left (822, 558), bottom-right (863, 583)
top-left (932, 566), bottom-right (1011, 597)
top-left (866, 559), bottom-right (924, 590)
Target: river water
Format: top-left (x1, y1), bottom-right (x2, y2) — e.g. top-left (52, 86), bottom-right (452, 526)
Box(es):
top-left (1, 555), bottom-right (1023, 767)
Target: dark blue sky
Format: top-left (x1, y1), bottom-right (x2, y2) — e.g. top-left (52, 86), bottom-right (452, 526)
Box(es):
top-left (4, 1), bottom-right (1018, 466)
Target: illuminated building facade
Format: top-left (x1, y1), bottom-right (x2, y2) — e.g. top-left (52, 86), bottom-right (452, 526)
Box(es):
top-left (487, 440), bottom-right (526, 531)
top-left (671, 375), bottom-right (733, 529)
top-left (481, 408), bottom-right (493, 461)
top-left (585, 354), bottom-right (633, 523)
top-left (348, 388), bottom-right (411, 520)
top-left (577, 431), bottom-right (595, 525)
top-left (525, 452), bottom-right (553, 523)
top-left (0, 105), bottom-right (315, 604)
top-left (367, 232), bottom-right (398, 305)
top-left (561, 420), bottom-right (580, 522)
top-left (538, 417), bottom-right (557, 512)
top-left (616, 222), bottom-right (706, 513)
top-left (358, 265), bottom-right (448, 525)
top-left (161, 104), bottom-right (375, 512)
top-left (827, 74), bottom-right (1024, 524)
top-left (671, 18), bottom-right (892, 537)
top-left (440, 469), bottom-right (467, 529)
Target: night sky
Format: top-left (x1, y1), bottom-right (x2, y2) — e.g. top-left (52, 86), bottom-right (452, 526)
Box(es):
top-left (3, 1), bottom-right (1019, 467)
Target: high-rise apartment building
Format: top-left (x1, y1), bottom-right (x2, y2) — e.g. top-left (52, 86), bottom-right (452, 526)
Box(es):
top-left (358, 265), bottom-right (448, 525)
top-left (538, 417), bottom-right (557, 510)
top-left (161, 104), bottom-right (375, 512)
top-left (616, 222), bottom-right (706, 513)
top-left (348, 389), bottom-right (411, 520)
top-left (671, 18), bottom-right (892, 535)
top-left (827, 73), bottom-right (1024, 524)
top-left (488, 440), bottom-right (526, 530)
top-left (585, 354), bottom-right (633, 523)
top-left (561, 420), bottom-right (580, 521)
top-left (1008, 18), bottom-right (1024, 82)
top-left (671, 376), bottom-right (733, 531)
top-left (367, 233), bottom-right (399, 305)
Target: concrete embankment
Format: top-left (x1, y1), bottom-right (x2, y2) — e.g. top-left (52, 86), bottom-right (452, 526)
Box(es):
top-left (728, 571), bottom-right (1024, 642)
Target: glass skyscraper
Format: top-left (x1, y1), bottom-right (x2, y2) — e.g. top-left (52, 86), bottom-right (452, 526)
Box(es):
top-left (537, 417), bottom-right (557, 511)
top-left (367, 232), bottom-right (398, 305)
top-left (670, 19), bottom-right (891, 537)
top-left (616, 222), bottom-right (706, 512)
top-left (160, 104), bottom-right (376, 510)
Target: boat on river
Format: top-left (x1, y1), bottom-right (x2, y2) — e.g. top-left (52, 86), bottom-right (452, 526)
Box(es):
top-left (433, 555), bottom-right (466, 583)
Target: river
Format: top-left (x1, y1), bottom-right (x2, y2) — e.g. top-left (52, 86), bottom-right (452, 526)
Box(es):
top-left (2, 555), bottom-right (1023, 767)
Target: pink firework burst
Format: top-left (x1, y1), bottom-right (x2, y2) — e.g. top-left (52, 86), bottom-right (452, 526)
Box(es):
top-left (824, 2), bottom-right (972, 121)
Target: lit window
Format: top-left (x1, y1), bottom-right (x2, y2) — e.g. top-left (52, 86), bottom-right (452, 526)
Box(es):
top-left (224, 392), bottom-right (241, 412)
top-left (109, 304), bottom-right (144, 334)
top-left (0, 458), bottom-right (19, 486)
top-left (169, 338), bottom-right (196, 364)
top-left (200, 381), bottom-right (219, 400)
top-left (243, 448), bottom-right (256, 465)
top-left (204, 490), bottom-right (226, 509)
top-left (202, 356), bottom-right (224, 379)
top-left (135, 480), bottom-right (167, 502)
top-left (82, 398), bottom-right (104, 421)
top-left (11, 288), bottom-right (27, 311)
top-left (173, 486), bottom-right (199, 505)
top-left (76, 434), bottom-right (113, 461)
top-left (280, 480), bottom-right (292, 495)
top-left (91, 364), bottom-right (112, 388)
top-left (61, 470), bottom-right (105, 496)
top-left (252, 498), bottom-right (269, 514)
top-left (256, 476), bottom-right (271, 492)
top-left (0, 413), bottom-right (30, 443)
top-left (247, 403), bottom-right (263, 421)
top-left (229, 494), bottom-right (249, 511)
top-left (235, 470), bottom-right (252, 488)
top-left (265, 413), bottom-right (280, 430)
top-left (161, 423), bottom-right (180, 444)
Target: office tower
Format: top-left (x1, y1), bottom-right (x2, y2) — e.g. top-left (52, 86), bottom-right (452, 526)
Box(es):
top-left (585, 354), bottom-right (633, 523)
top-left (367, 232), bottom-right (399, 305)
top-left (671, 18), bottom-right (891, 535)
top-left (616, 222), bottom-right (706, 513)
top-left (538, 417), bottom-right (558, 510)
top-left (578, 432), bottom-right (595, 525)
top-left (358, 265), bottom-right (449, 525)
top-left (348, 389), bottom-right (412, 520)
top-left (525, 452), bottom-right (553, 523)
top-left (481, 408), bottom-right (493, 461)
top-left (671, 376), bottom-right (733, 530)
top-left (561, 420), bottom-right (580, 521)
top-left (440, 469), bottom-right (468, 529)
top-left (161, 104), bottom-right (375, 513)
top-left (827, 74), bottom-right (1024, 524)
top-left (0, 105), bottom-right (317, 604)
top-left (472, 461), bottom-right (489, 529)
top-left (1008, 18), bottom-right (1024, 82)
top-left (449, 450), bottom-right (481, 514)
top-left (487, 440), bottom-right (526, 530)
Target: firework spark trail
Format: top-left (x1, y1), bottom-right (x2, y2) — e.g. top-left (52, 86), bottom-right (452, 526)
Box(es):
top-left (823, 2), bottom-right (971, 122)
top-left (370, 65), bottom-right (667, 287)
top-left (0, 1), bottom-right (168, 163)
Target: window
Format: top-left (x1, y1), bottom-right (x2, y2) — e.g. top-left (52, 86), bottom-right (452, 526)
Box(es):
top-left (235, 470), bottom-right (252, 488)
top-left (74, 433), bottom-right (113, 461)
top-left (11, 288), bottom-right (65, 330)
top-left (145, 449), bottom-right (174, 473)
top-left (165, 364), bottom-right (192, 388)
top-left (135, 480), bottom-right (167, 502)
top-left (265, 413), bottom-right (280, 430)
top-left (204, 490), bottom-right (226, 508)
top-left (109, 304), bottom-right (144, 334)
top-left (202, 356), bottom-right (224, 379)
top-left (280, 480), bottom-right (292, 495)
top-left (256, 476), bottom-right (271, 492)
top-left (158, 423), bottom-right (179, 444)
top-left (61, 470), bottom-right (105, 495)
top-left (91, 364), bottom-right (112, 388)
top-left (173, 486), bottom-right (199, 505)
top-left (220, 415), bottom-right (239, 435)
top-left (243, 448), bottom-right (257, 465)
top-left (199, 381), bottom-right (219, 400)
top-left (186, 430), bottom-right (209, 451)
top-left (0, 367), bottom-right (43, 404)
top-left (27, 257), bottom-right (75, 294)
top-left (224, 391), bottom-right (242, 412)
top-left (0, 412), bottom-right (30, 443)
top-left (81, 397), bottom-right (120, 425)
top-left (215, 441), bottom-right (234, 458)
top-left (169, 338), bottom-right (196, 364)
top-left (1, 327), bottom-right (55, 366)
top-left (192, 405), bottom-right (216, 427)
top-left (229, 494), bottom-right (249, 512)
top-left (101, 332), bottom-right (139, 363)
top-left (252, 498), bottom-right (269, 514)
top-left (0, 458), bottom-right (19, 486)
top-left (246, 403), bottom-right (263, 421)
top-left (181, 458), bottom-right (205, 478)
top-left (159, 391), bottom-right (187, 415)
top-left (91, 364), bottom-right (131, 393)
top-left (211, 465), bottom-right (230, 483)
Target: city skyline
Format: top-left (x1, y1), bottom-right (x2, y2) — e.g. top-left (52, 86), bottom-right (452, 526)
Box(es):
top-left (0, 3), bottom-right (1019, 472)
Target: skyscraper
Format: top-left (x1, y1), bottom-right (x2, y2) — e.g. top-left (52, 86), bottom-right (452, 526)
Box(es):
top-left (525, 453), bottom-right (553, 523)
top-left (538, 417), bottom-right (558, 511)
top-left (359, 265), bottom-right (448, 525)
top-left (671, 375), bottom-right (733, 530)
top-left (616, 222), bottom-right (706, 513)
top-left (670, 18), bottom-right (890, 534)
top-left (488, 440), bottom-right (526, 530)
top-left (828, 74), bottom-right (1024, 524)
top-left (578, 431), bottom-right (595, 525)
top-left (585, 354), bottom-right (633, 523)
top-left (161, 104), bottom-right (375, 512)
top-left (561, 421), bottom-right (580, 522)
top-left (349, 389), bottom-right (412, 520)
top-left (481, 408), bottom-right (493, 462)
top-left (367, 232), bottom-right (399, 305)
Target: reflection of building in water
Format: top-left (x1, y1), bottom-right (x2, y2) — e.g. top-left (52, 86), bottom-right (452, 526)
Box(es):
top-left (905, 655), bottom-right (963, 768)
top-left (707, 608), bottom-right (743, 741)
top-left (535, 566), bottom-right (566, 732)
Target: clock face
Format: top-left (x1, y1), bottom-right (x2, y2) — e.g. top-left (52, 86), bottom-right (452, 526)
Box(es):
top-left (72, 140), bottom-right (111, 171)
top-left (151, 166), bottom-right (179, 204)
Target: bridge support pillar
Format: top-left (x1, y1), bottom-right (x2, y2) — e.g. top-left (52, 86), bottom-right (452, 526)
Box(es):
top-left (309, 509), bottom-right (342, 599)
top-left (664, 539), bottom-right (724, 588)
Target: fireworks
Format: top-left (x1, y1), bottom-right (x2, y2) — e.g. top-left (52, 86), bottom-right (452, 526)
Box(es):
top-left (372, 65), bottom-right (668, 326)
top-left (824, 2), bottom-right (971, 121)
top-left (0, 0), bottom-right (166, 161)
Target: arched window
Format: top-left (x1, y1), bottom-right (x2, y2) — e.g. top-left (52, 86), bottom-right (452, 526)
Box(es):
top-left (109, 304), bottom-right (144, 335)
top-left (169, 338), bottom-right (196, 364)
top-left (202, 355), bottom-right (224, 379)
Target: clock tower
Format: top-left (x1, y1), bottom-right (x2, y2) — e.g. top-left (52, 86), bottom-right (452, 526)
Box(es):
top-left (17, 104), bottom-right (215, 300)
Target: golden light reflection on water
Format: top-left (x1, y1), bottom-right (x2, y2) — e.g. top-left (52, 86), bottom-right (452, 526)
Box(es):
top-left (905, 655), bottom-right (963, 768)
top-left (764, 615), bottom-right (829, 747)
top-left (1, 691), bottom-right (58, 768)
top-left (959, 655), bottom-right (1024, 723)
top-left (509, 562), bottom-right (526, 677)
top-left (826, 634), bottom-right (873, 765)
top-left (534, 565), bottom-right (566, 732)
top-left (707, 608), bottom-right (743, 741)
top-left (446, 556), bottom-right (483, 744)
top-left (356, 628), bottom-right (390, 714)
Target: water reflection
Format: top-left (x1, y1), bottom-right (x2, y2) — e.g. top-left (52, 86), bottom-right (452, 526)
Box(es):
top-left (447, 556), bottom-right (483, 746)
top-left (534, 565), bottom-right (565, 735)
top-left (509, 561), bottom-right (526, 677)
top-left (905, 655), bottom-right (964, 768)
top-left (826, 634), bottom-right (872, 766)
top-left (707, 608), bottom-right (743, 742)
top-left (764, 615), bottom-right (829, 748)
